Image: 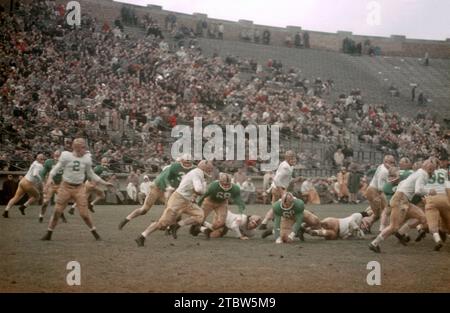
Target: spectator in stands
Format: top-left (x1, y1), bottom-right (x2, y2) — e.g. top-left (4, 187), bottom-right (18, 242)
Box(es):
top-left (233, 167), bottom-right (247, 186)
top-left (0, 154), bottom-right (9, 171)
top-left (411, 84), bottom-right (417, 102)
top-left (241, 177), bottom-right (256, 204)
top-left (262, 29), bottom-right (271, 44)
top-left (165, 13), bottom-right (177, 32)
top-left (316, 178), bottom-right (338, 204)
top-left (303, 31), bottom-right (310, 48)
top-left (253, 28), bottom-right (261, 43)
top-left (347, 163), bottom-right (361, 204)
top-left (300, 177), bottom-right (321, 204)
top-left (138, 175), bottom-right (151, 205)
top-left (294, 32), bottom-right (302, 47)
top-left (418, 92), bottom-right (425, 106)
top-left (1, 174), bottom-right (18, 205)
top-left (218, 23), bottom-right (224, 39)
top-left (389, 84), bottom-right (400, 97)
top-left (106, 174), bottom-right (124, 204)
top-left (337, 167), bottom-right (349, 203)
top-left (126, 181), bottom-right (138, 204)
top-left (127, 169), bottom-right (139, 188)
top-left (334, 148), bottom-right (345, 168)
top-left (285, 34), bottom-right (293, 47)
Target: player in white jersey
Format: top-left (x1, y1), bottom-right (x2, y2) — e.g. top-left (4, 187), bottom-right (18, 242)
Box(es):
top-left (400, 156), bottom-right (448, 243)
top-left (40, 138), bottom-right (113, 241)
top-left (423, 155), bottom-right (449, 250)
top-left (194, 211), bottom-right (262, 240)
top-left (379, 157), bottom-right (413, 234)
top-left (306, 211), bottom-right (370, 240)
top-left (361, 155), bottom-right (396, 231)
top-left (2, 154), bottom-right (46, 218)
top-left (259, 151), bottom-right (296, 229)
top-left (135, 160), bottom-right (214, 246)
top-left (369, 159), bottom-right (435, 253)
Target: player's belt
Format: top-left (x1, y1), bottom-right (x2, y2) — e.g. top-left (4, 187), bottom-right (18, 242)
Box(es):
top-left (64, 181), bottom-right (82, 187)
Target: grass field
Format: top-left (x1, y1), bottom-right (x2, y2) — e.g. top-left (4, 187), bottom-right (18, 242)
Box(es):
top-left (0, 203), bottom-right (449, 292)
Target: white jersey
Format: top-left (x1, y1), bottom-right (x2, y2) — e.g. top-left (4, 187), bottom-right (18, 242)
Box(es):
top-left (396, 168), bottom-right (430, 200)
top-left (49, 151), bottom-right (102, 185)
top-left (272, 161), bottom-right (293, 189)
top-left (300, 180), bottom-right (314, 193)
top-left (369, 164), bottom-right (389, 191)
top-left (25, 161), bottom-right (44, 184)
top-left (176, 168), bottom-right (206, 200)
top-left (225, 211), bottom-right (255, 238)
top-left (425, 169), bottom-right (448, 194)
top-left (339, 213), bottom-right (364, 239)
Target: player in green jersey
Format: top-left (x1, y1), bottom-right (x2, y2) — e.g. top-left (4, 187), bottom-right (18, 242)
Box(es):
top-left (190, 173), bottom-right (246, 237)
top-left (119, 154), bottom-right (193, 230)
top-left (272, 192), bottom-right (304, 243)
top-left (84, 157), bottom-right (111, 212)
top-left (39, 150), bottom-right (67, 223)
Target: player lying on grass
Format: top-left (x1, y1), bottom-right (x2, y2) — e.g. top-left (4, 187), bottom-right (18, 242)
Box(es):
top-left (190, 210), bottom-right (262, 240)
top-left (305, 211), bottom-right (370, 240)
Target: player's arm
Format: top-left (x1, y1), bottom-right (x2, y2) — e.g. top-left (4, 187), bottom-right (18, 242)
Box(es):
top-left (164, 164), bottom-right (175, 188)
top-left (377, 170), bottom-right (388, 190)
top-left (348, 215), bottom-right (364, 238)
top-left (32, 165), bottom-right (43, 183)
top-left (86, 164), bottom-right (111, 186)
top-left (231, 186), bottom-right (246, 213)
top-left (273, 213), bottom-right (282, 243)
top-left (48, 157), bottom-right (67, 185)
top-left (416, 175), bottom-right (433, 196)
top-left (290, 203), bottom-right (304, 241)
top-left (40, 161), bottom-right (50, 180)
top-left (191, 174), bottom-right (205, 202)
top-left (198, 182), bottom-right (214, 206)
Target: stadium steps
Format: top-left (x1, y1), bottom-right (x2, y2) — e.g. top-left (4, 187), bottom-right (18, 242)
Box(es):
top-left (197, 38), bottom-right (450, 120)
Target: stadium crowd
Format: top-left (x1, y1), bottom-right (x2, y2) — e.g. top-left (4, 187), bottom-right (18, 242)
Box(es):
top-left (0, 0), bottom-right (448, 180)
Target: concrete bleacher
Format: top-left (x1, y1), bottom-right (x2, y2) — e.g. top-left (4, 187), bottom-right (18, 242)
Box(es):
top-left (196, 37), bottom-right (450, 120)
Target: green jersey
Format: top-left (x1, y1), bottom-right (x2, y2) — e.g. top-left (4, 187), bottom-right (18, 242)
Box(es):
top-left (383, 169), bottom-right (413, 201)
top-left (198, 181), bottom-right (246, 213)
top-left (399, 169), bottom-right (413, 181)
top-left (94, 165), bottom-right (111, 179)
top-left (40, 159), bottom-right (63, 184)
top-left (273, 198), bottom-right (305, 239)
top-left (154, 162), bottom-right (193, 191)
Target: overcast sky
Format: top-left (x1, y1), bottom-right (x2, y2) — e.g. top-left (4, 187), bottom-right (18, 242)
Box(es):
top-left (116, 0), bottom-right (450, 40)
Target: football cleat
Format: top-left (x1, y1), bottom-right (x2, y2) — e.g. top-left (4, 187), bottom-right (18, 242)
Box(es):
top-left (369, 243), bottom-right (381, 253)
top-left (135, 235), bottom-right (145, 247)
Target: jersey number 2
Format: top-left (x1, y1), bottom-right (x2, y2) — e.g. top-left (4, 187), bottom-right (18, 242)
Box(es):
top-left (72, 161), bottom-right (80, 172)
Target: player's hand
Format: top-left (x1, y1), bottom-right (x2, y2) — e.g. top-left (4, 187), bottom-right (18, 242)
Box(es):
top-left (275, 237), bottom-right (283, 244)
top-left (105, 182), bottom-right (114, 187)
top-left (240, 236), bottom-right (249, 240)
top-left (288, 232), bottom-right (296, 241)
